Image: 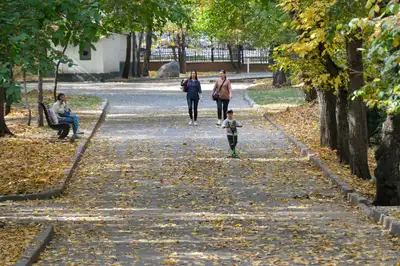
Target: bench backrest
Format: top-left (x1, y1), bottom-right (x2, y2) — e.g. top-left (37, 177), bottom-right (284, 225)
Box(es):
top-left (40, 102), bottom-right (57, 125)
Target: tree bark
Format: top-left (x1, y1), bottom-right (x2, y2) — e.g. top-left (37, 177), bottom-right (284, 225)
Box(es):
top-left (131, 32), bottom-right (137, 77)
top-left (336, 87), bottom-right (350, 164)
top-left (178, 31), bottom-right (186, 74)
top-left (346, 33), bottom-right (371, 180)
top-left (122, 33), bottom-right (131, 79)
top-left (317, 89), bottom-right (338, 150)
top-left (23, 72), bottom-right (32, 126)
top-left (304, 87), bottom-right (317, 102)
top-left (227, 44), bottom-right (238, 72)
top-left (0, 86), bottom-right (12, 136)
top-left (136, 31), bottom-right (143, 77)
top-left (38, 74), bottom-right (44, 127)
top-left (374, 114), bottom-right (400, 206)
top-left (5, 63), bottom-right (13, 116)
top-left (272, 70), bottom-right (287, 87)
top-left (236, 45), bottom-right (242, 73)
top-left (54, 45), bottom-right (68, 101)
top-left (0, 86), bottom-right (6, 137)
top-left (172, 46), bottom-right (177, 61)
top-left (301, 74), bottom-right (317, 102)
top-left (142, 26), bottom-right (153, 77)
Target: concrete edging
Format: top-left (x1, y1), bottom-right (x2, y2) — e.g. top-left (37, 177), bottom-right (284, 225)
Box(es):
top-left (15, 223), bottom-right (54, 266)
top-left (244, 91), bottom-right (400, 236)
top-left (0, 100), bottom-right (109, 202)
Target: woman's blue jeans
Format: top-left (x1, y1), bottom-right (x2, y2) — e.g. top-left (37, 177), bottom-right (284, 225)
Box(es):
top-left (59, 114), bottom-right (79, 134)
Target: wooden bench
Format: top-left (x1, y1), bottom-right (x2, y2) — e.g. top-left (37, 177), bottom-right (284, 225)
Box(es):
top-left (40, 102), bottom-right (71, 139)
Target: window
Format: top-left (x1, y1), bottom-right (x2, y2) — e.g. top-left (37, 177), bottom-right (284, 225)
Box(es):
top-left (80, 44), bottom-right (91, 60)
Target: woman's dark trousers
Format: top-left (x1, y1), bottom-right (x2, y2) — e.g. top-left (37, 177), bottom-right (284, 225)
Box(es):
top-left (217, 99), bottom-right (230, 120)
top-left (187, 98), bottom-right (199, 121)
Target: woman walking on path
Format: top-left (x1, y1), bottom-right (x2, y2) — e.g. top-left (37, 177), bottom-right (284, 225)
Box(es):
top-left (182, 70), bottom-right (202, 126)
top-left (212, 69), bottom-right (232, 126)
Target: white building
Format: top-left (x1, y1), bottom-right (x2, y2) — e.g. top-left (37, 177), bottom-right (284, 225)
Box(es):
top-left (59, 33), bottom-right (127, 81)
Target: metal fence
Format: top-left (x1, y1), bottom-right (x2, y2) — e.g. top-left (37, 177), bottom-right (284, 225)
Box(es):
top-left (143, 48), bottom-right (271, 63)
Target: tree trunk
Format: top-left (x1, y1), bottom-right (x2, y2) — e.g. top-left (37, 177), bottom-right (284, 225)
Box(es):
top-left (301, 74), bottom-right (317, 102)
top-left (122, 33), bottom-right (131, 79)
top-left (54, 45), bottom-right (68, 101)
top-left (374, 114), bottom-right (400, 206)
top-left (23, 72), bottom-right (32, 126)
top-left (177, 33), bottom-right (182, 64)
top-left (227, 44), bottom-right (238, 72)
top-left (317, 89), bottom-right (338, 150)
top-left (304, 87), bottom-right (317, 102)
top-left (5, 103), bottom-right (11, 116)
top-left (0, 86), bottom-right (6, 137)
top-left (272, 70), bottom-right (287, 87)
top-left (178, 30), bottom-right (186, 74)
top-left (336, 87), bottom-right (350, 164)
top-left (142, 27), bottom-right (152, 77)
top-left (181, 33), bottom-right (186, 74)
top-left (38, 74), bottom-right (44, 127)
top-left (346, 34), bottom-right (371, 180)
top-left (136, 31), bottom-right (143, 77)
top-left (5, 63), bottom-right (13, 116)
top-left (131, 32), bottom-right (137, 77)
top-left (236, 45), bottom-right (242, 73)
top-left (172, 46), bottom-right (177, 61)
top-left (0, 86), bottom-right (12, 137)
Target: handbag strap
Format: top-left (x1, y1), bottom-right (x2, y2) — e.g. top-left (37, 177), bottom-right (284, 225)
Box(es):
top-left (215, 79), bottom-right (226, 94)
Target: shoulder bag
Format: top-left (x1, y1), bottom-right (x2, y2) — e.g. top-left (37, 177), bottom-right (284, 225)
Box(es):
top-left (212, 79), bottom-right (226, 101)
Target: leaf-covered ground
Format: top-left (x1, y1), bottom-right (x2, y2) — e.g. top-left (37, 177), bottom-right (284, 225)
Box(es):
top-left (0, 94), bottom-right (102, 195)
top-left (267, 103), bottom-right (378, 199)
top-left (1, 83), bottom-right (399, 265)
top-left (0, 222), bottom-right (40, 265)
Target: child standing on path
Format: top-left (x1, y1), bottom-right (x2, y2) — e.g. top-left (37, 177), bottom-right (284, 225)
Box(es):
top-left (222, 110), bottom-right (242, 158)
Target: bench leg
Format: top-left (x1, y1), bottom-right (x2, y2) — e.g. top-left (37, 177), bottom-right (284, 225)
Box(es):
top-left (58, 127), bottom-right (70, 139)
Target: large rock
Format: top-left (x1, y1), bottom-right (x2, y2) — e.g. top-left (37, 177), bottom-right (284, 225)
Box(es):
top-left (156, 61), bottom-right (180, 78)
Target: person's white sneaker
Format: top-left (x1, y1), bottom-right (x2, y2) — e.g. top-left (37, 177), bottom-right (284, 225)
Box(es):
top-left (217, 120), bottom-right (221, 126)
top-left (189, 120), bottom-right (193, 126)
top-left (194, 121), bottom-right (198, 126)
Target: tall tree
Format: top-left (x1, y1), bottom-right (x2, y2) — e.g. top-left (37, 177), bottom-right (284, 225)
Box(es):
top-left (122, 33), bottom-right (132, 79)
top-left (346, 32), bottom-right (371, 179)
top-left (142, 27), bottom-right (153, 77)
top-left (352, 0), bottom-right (400, 204)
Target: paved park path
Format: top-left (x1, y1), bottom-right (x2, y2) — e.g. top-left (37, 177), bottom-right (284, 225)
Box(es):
top-left (2, 81), bottom-right (400, 265)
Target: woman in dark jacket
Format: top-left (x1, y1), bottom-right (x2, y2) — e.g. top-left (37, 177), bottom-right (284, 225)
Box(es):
top-left (182, 70), bottom-right (202, 126)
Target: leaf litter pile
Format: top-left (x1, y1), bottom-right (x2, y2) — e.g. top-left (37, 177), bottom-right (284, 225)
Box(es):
top-left (2, 109), bottom-right (396, 265)
top-left (0, 222), bottom-right (40, 265)
top-left (267, 103), bottom-right (378, 199)
top-left (1, 96), bottom-right (100, 195)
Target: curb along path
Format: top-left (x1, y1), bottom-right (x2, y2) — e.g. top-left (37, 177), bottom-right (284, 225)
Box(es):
top-left (15, 224), bottom-right (54, 266)
top-left (0, 100), bottom-right (109, 202)
top-left (244, 91), bottom-right (400, 236)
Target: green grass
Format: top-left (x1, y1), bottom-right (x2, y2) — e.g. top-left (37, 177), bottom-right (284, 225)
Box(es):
top-left (248, 86), bottom-right (305, 106)
top-left (23, 90), bottom-right (103, 109)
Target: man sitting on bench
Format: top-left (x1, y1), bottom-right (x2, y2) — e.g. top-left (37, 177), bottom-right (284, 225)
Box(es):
top-left (52, 93), bottom-right (84, 138)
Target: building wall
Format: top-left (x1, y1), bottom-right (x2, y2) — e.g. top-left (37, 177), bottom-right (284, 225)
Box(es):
top-left (60, 33), bottom-right (126, 74)
top-left (60, 42), bottom-right (104, 74)
top-left (119, 34), bottom-right (128, 63)
top-left (103, 34), bottom-right (123, 73)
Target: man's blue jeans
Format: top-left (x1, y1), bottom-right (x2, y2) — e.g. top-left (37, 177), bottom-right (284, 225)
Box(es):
top-left (59, 114), bottom-right (79, 134)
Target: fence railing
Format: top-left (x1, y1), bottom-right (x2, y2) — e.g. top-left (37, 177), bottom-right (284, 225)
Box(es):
top-left (142, 48), bottom-right (271, 63)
